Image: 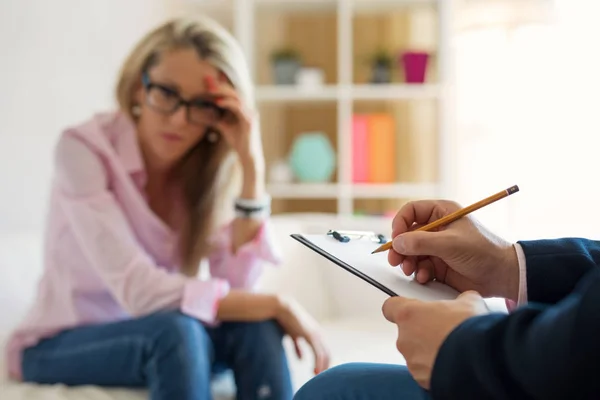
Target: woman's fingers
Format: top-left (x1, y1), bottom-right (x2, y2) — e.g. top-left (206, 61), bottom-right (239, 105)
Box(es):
top-left (315, 344), bottom-right (330, 374)
top-left (292, 337), bottom-right (303, 359)
top-left (215, 97), bottom-right (244, 115)
top-left (307, 334), bottom-right (330, 375)
top-left (205, 76), bottom-right (238, 99)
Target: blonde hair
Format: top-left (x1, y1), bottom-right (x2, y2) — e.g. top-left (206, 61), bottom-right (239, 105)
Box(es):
top-left (115, 15), bottom-right (258, 276)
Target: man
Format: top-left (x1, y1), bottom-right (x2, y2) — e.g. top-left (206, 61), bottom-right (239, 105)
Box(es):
top-left (294, 199), bottom-right (600, 399)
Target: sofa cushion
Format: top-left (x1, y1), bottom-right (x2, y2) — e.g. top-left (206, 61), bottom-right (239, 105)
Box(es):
top-left (256, 215), bottom-right (336, 322)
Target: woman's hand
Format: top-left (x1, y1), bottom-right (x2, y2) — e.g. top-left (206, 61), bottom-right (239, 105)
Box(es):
top-left (389, 200), bottom-right (520, 299)
top-left (276, 296), bottom-right (330, 375)
top-left (216, 291), bottom-right (330, 375)
top-left (204, 75), bottom-right (262, 167)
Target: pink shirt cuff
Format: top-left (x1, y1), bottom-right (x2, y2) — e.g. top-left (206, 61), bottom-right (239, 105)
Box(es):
top-left (514, 243), bottom-right (528, 305)
top-left (181, 279), bottom-right (230, 324)
top-left (208, 219), bottom-right (282, 289)
top-left (211, 220), bottom-right (283, 265)
top-left (505, 243), bottom-right (528, 311)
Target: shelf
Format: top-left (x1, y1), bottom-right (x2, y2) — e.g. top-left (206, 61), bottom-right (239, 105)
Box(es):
top-left (191, 0), bottom-right (439, 15)
top-left (267, 183), bottom-right (438, 199)
top-left (252, 0), bottom-right (438, 11)
top-left (212, 0), bottom-right (453, 216)
top-left (255, 84), bottom-right (440, 102)
top-left (267, 183), bottom-right (340, 198)
top-left (350, 84), bottom-right (441, 100)
top-left (256, 85), bottom-right (339, 102)
top-left (188, 0), bottom-right (232, 11)
top-left (255, 0), bottom-right (338, 12)
top-left (353, 0), bottom-right (438, 13)
top-left (351, 183), bottom-right (438, 198)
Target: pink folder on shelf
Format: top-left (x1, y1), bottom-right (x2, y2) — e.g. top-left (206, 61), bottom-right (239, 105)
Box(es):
top-left (352, 115), bottom-right (369, 183)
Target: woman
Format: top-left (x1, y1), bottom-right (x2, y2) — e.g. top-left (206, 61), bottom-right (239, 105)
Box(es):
top-left (5, 15), bottom-right (329, 399)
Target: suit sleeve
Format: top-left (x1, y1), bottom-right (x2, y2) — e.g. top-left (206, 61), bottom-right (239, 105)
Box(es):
top-left (430, 268), bottom-right (600, 400)
top-left (518, 238), bottom-right (600, 304)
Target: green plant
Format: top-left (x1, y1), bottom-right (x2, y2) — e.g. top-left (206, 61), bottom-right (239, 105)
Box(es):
top-left (370, 49), bottom-right (393, 67)
top-left (271, 47), bottom-right (300, 62)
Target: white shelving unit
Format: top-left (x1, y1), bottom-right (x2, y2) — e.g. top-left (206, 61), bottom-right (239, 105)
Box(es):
top-left (255, 83), bottom-right (441, 102)
top-left (190, 0), bottom-right (457, 216)
top-left (267, 182), bottom-right (438, 199)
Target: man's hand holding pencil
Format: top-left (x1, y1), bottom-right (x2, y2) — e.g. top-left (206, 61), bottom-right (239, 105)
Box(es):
top-left (379, 186), bottom-right (521, 390)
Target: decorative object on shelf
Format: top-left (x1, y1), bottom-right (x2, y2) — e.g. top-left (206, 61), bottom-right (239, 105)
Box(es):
top-left (369, 49), bottom-right (393, 84)
top-left (289, 132), bottom-right (336, 183)
top-left (271, 47), bottom-right (301, 85)
top-left (351, 114), bottom-right (369, 183)
top-left (352, 113), bottom-right (396, 184)
top-left (268, 159), bottom-right (294, 184)
top-left (367, 113), bottom-right (396, 183)
top-left (400, 50), bottom-right (430, 83)
top-left (296, 66), bottom-right (325, 89)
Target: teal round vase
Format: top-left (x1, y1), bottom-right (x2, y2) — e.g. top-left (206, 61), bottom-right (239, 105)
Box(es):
top-left (289, 132), bottom-right (336, 182)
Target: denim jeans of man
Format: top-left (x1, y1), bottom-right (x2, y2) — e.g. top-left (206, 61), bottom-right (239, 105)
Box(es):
top-left (22, 311), bottom-right (293, 400)
top-left (294, 362), bottom-right (431, 400)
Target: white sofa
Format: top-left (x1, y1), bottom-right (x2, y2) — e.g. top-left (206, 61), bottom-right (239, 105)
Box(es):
top-left (0, 212), bottom-right (506, 399)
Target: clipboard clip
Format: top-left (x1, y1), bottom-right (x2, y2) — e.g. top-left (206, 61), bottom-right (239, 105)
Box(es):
top-left (327, 230), bottom-right (387, 244)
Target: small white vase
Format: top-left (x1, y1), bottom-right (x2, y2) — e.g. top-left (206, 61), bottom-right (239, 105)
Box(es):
top-left (268, 160), bottom-right (294, 183)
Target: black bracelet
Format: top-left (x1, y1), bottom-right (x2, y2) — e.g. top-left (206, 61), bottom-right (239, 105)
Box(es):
top-left (235, 203), bottom-right (265, 214)
top-left (234, 196), bottom-right (271, 218)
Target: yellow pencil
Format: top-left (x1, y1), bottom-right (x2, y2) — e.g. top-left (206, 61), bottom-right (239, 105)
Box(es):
top-left (371, 185), bottom-right (520, 254)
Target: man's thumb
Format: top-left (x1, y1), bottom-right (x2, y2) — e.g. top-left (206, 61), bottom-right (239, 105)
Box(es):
top-left (392, 230), bottom-right (449, 257)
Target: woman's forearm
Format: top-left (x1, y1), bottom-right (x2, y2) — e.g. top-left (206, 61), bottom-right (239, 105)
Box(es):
top-left (231, 160), bottom-right (266, 252)
top-left (216, 290), bottom-right (282, 321)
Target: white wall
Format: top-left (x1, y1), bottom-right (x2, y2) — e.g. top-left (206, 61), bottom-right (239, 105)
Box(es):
top-left (4, 0), bottom-right (600, 245)
top-left (453, 1), bottom-right (600, 242)
top-left (0, 0), bottom-right (173, 233)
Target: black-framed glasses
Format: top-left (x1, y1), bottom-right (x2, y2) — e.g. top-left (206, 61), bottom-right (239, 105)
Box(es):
top-left (141, 73), bottom-right (226, 126)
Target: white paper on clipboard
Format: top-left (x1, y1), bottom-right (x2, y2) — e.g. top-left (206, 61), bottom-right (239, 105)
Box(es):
top-left (291, 231), bottom-right (459, 301)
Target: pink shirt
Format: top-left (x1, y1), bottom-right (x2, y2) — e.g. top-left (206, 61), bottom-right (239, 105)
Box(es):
top-left (5, 111), bottom-right (282, 381)
top-left (506, 243), bottom-right (528, 311)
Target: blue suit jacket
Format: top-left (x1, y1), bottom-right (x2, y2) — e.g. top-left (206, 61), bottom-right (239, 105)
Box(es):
top-left (430, 238), bottom-right (600, 399)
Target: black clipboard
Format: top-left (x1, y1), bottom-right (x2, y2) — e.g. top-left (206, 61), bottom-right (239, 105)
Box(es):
top-left (289, 231), bottom-right (460, 301)
top-left (291, 233), bottom-right (398, 297)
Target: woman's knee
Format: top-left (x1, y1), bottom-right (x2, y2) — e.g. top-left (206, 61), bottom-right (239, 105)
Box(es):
top-left (247, 319), bottom-right (284, 341)
top-left (229, 319), bottom-right (284, 344)
top-left (147, 311), bottom-right (209, 354)
top-left (226, 319), bottom-right (285, 360)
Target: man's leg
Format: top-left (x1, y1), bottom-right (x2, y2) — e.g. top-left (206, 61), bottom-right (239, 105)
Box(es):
top-left (294, 362), bottom-right (431, 400)
top-left (22, 311), bottom-right (214, 400)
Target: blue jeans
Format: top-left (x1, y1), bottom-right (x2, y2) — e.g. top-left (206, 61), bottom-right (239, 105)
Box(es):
top-left (294, 362), bottom-right (431, 400)
top-left (22, 311), bottom-right (293, 400)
